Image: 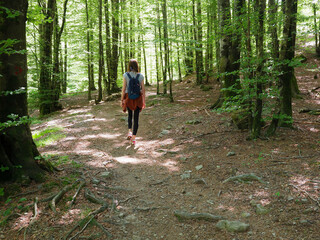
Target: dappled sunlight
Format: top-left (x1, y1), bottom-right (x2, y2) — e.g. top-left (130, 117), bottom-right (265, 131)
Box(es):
top-left (289, 175), bottom-right (310, 186)
top-left (114, 156), bottom-right (151, 165)
top-left (216, 204), bottom-right (235, 212)
top-left (58, 209), bottom-right (81, 225)
top-left (309, 127), bottom-right (319, 133)
top-left (13, 212), bottom-right (33, 230)
top-left (161, 160), bottom-right (180, 172)
top-left (254, 189), bottom-right (270, 198)
top-left (81, 132), bottom-right (121, 140)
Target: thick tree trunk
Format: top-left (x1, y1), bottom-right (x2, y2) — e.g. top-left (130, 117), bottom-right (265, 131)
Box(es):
top-left (0, 0), bottom-right (45, 181)
top-left (279, 0), bottom-right (298, 127)
top-left (154, 25), bottom-right (160, 95)
top-left (85, 0), bottom-right (92, 100)
top-left (39, 0), bottom-right (54, 116)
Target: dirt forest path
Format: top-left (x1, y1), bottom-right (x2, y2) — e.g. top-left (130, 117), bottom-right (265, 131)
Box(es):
top-left (2, 62), bottom-right (320, 239)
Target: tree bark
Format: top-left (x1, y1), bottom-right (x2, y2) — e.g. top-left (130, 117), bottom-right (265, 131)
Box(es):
top-left (162, 0), bottom-right (168, 95)
top-left (0, 0), bottom-right (45, 181)
top-left (279, 0), bottom-right (298, 127)
top-left (97, 0), bottom-right (103, 102)
top-left (110, 0), bottom-right (120, 93)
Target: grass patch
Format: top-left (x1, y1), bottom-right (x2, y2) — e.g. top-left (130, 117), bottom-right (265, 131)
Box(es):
top-left (32, 126), bottom-right (65, 147)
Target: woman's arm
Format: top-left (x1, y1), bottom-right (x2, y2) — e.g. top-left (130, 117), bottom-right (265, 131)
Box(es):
top-left (120, 77), bottom-right (126, 107)
top-left (141, 79), bottom-right (146, 109)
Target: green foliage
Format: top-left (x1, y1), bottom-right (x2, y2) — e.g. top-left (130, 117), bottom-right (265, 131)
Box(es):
top-left (0, 188), bottom-right (4, 197)
top-left (0, 87), bottom-right (26, 96)
top-left (0, 6), bottom-right (20, 18)
top-left (32, 126), bottom-right (65, 147)
top-left (0, 114), bottom-right (32, 132)
top-left (0, 39), bottom-right (27, 55)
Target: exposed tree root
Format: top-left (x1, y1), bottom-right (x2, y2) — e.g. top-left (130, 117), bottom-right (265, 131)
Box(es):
top-left (84, 188), bottom-right (108, 206)
top-left (23, 197), bottom-right (39, 240)
top-left (222, 173), bottom-right (267, 184)
top-left (70, 181), bottom-right (86, 208)
top-left (289, 184), bottom-right (320, 207)
top-left (174, 211), bottom-right (224, 222)
top-left (50, 180), bottom-right (80, 213)
top-left (64, 203), bottom-right (110, 240)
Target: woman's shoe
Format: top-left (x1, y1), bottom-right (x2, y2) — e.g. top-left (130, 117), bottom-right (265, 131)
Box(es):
top-left (131, 139), bottom-right (136, 145)
top-left (127, 132), bottom-right (132, 140)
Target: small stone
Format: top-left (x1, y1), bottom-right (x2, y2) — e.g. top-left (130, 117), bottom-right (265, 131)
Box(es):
top-left (301, 198), bottom-right (308, 203)
top-left (120, 117), bottom-right (127, 122)
top-left (256, 204), bottom-right (269, 215)
top-left (241, 212), bottom-right (251, 218)
top-left (195, 165), bottom-right (203, 171)
top-left (125, 214), bottom-right (137, 222)
top-left (158, 130), bottom-right (169, 137)
top-left (216, 220), bottom-right (250, 232)
top-left (0, 235), bottom-right (5, 239)
top-left (180, 157), bottom-right (187, 161)
top-left (227, 151), bottom-right (236, 157)
top-left (300, 220), bottom-right (309, 224)
top-left (287, 196), bottom-right (294, 201)
top-left (181, 173), bottom-right (191, 180)
top-left (92, 178), bottom-right (100, 184)
top-left (100, 171), bottom-right (113, 179)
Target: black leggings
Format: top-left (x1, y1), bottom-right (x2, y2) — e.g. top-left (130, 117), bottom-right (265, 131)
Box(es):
top-left (127, 107), bottom-right (140, 135)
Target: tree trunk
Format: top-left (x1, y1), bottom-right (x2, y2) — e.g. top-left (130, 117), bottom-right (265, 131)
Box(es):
top-left (97, 0), bottom-right (103, 102)
top-left (85, 0), bottom-right (92, 100)
top-left (105, 0), bottom-right (112, 94)
top-left (154, 24), bottom-right (160, 95)
top-left (173, 5), bottom-right (182, 83)
top-left (279, 0), bottom-right (298, 127)
top-left (195, 0), bottom-right (204, 85)
top-left (251, 0), bottom-right (266, 139)
top-left (110, 0), bottom-right (120, 93)
top-left (62, 40), bottom-right (67, 94)
top-left (0, 0), bottom-right (46, 182)
top-left (52, 0), bottom-right (68, 110)
top-left (162, 0), bottom-right (168, 95)
top-left (39, 0), bottom-right (54, 116)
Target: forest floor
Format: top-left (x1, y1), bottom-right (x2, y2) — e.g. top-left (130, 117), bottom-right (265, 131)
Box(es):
top-left (1, 53), bottom-right (320, 240)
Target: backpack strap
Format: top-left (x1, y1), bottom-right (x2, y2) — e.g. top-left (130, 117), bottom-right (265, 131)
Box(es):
top-left (126, 72), bottom-right (132, 81)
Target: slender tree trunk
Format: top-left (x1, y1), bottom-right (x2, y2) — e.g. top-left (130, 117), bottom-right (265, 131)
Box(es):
top-left (52, 0), bottom-right (68, 110)
top-left (213, 0), bottom-right (220, 81)
top-left (97, 0), bottom-right (103, 102)
top-left (154, 24), bottom-right (160, 95)
top-left (0, 0), bottom-right (46, 181)
top-left (105, 0), bottom-right (112, 95)
top-left (314, 3), bottom-right (320, 56)
top-left (85, 0), bottom-right (92, 100)
top-left (251, 0), bottom-right (266, 139)
top-left (195, 0), bottom-right (204, 85)
top-left (62, 40), bottom-right (67, 93)
top-left (110, 0), bottom-right (120, 93)
top-left (173, 5), bottom-right (182, 82)
top-left (162, 0), bottom-right (168, 95)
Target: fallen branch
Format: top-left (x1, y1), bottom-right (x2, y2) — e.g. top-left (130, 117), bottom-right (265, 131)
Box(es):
top-left (289, 184), bottom-right (320, 207)
top-left (50, 180), bottom-right (80, 213)
top-left (223, 173), bottom-right (267, 184)
top-left (149, 177), bottom-right (171, 186)
top-left (70, 181), bottom-right (86, 208)
top-left (174, 211), bottom-right (224, 222)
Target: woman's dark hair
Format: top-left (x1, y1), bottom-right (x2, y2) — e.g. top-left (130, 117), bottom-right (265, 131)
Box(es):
top-left (127, 59), bottom-right (139, 72)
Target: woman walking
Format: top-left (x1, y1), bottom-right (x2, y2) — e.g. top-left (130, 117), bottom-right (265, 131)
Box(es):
top-left (121, 59), bottom-right (145, 145)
